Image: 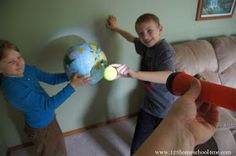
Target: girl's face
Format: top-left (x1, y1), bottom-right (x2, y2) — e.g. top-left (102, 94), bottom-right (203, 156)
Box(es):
top-left (136, 20), bottom-right (163, 47)
top-left (0, 49), bottom-right (25, 77)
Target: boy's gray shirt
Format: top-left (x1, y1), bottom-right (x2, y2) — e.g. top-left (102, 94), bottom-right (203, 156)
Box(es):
top-left (134, 38), bottom-right (177, 118)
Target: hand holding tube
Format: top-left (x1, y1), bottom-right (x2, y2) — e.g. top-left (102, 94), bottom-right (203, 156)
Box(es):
top-left (166, 72), bottom-right (236, 112)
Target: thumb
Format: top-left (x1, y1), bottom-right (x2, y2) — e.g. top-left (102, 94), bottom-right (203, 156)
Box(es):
top-left (183, 78), bottom-right (201, 101)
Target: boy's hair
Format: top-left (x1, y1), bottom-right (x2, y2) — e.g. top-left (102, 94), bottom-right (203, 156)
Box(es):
top-left (135, 13), bottom-right (160, 28)
top-left (0, 39), bottom-right (19, 60)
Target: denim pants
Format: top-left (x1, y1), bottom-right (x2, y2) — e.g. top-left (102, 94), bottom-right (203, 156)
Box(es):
top-left (130, 109), bottom-right (163, 155)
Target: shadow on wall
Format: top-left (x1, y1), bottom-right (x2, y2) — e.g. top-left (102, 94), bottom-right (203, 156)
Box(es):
top-left (0, 138), bottom-right (7, 156)
top-left (80, 18), bottom-right (123, 155)
top-left (0, 90), bottom-right (28, 150)
top-left (80, 17), bottom-right (143, 155)
top-left (33, 23), bottom-right (143, 155)
top-left (35, 35), bottom-right (85, 72)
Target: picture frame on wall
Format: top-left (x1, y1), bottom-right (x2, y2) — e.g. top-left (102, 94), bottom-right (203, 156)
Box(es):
top-left (196, 0), bottom-right (236, 20)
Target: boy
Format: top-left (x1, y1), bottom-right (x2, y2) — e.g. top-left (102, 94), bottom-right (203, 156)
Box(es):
top-left (106, 13), bottom-right (177, 155)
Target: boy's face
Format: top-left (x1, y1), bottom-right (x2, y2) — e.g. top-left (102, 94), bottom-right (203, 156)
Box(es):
top-left (136, 20), bottom-right (163, 47)
top-left (0, 49), bottom-right (25, 77)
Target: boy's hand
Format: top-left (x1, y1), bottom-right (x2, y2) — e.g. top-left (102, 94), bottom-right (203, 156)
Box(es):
top-left (70, 73), bottom-right (90, 89)
top-left (109, 64), bottom-right (130, 78)
top-left (106, 15), bottom-right (118, 31)
top-left (109, 63), bottom-right (139, 79)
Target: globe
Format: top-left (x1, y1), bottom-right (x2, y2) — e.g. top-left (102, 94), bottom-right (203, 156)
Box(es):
top-left (64, 42), bottom-right (108, 85)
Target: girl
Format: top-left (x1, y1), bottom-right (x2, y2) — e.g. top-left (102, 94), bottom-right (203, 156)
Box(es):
top-left (0, 39), bottom-right (89, 156)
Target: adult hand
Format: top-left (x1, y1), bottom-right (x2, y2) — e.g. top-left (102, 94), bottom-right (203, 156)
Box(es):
top-left (168, 78), bottom-right (219, 145)
top-left (134, 78), bottom-right (219, 156)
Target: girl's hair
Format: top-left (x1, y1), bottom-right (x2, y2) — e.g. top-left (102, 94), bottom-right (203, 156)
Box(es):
top-left (0, 40), bottom-right (20, 83)
top-left (0, 39), bottom-right (20, 60)
top-left (135, 13), bottom-right (160, 29)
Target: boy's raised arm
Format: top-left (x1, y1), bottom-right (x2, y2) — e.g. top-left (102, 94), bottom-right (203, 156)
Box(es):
top-left (106, 15), bottom-right (136, 43)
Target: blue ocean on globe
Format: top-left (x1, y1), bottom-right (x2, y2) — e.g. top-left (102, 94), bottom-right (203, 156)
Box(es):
top-left (64, 42), bottom-right (108, 84)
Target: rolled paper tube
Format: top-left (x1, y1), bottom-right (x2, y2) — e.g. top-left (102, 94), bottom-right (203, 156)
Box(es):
top-left (166, 72), bottom-right (236, 112)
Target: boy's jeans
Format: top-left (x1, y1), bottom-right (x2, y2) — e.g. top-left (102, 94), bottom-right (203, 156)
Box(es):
top-left (130, 109), bottom-right (163, 155)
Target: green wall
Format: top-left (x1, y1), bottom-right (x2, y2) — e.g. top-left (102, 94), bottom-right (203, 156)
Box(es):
top-left (0, 0), bottom-right (236, 151)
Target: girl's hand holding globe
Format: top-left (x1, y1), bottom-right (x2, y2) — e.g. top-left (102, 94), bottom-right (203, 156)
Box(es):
top-left (64, 42), bottom-right (108, 85)
top-left (70, 73), bottom-right (90, 89)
